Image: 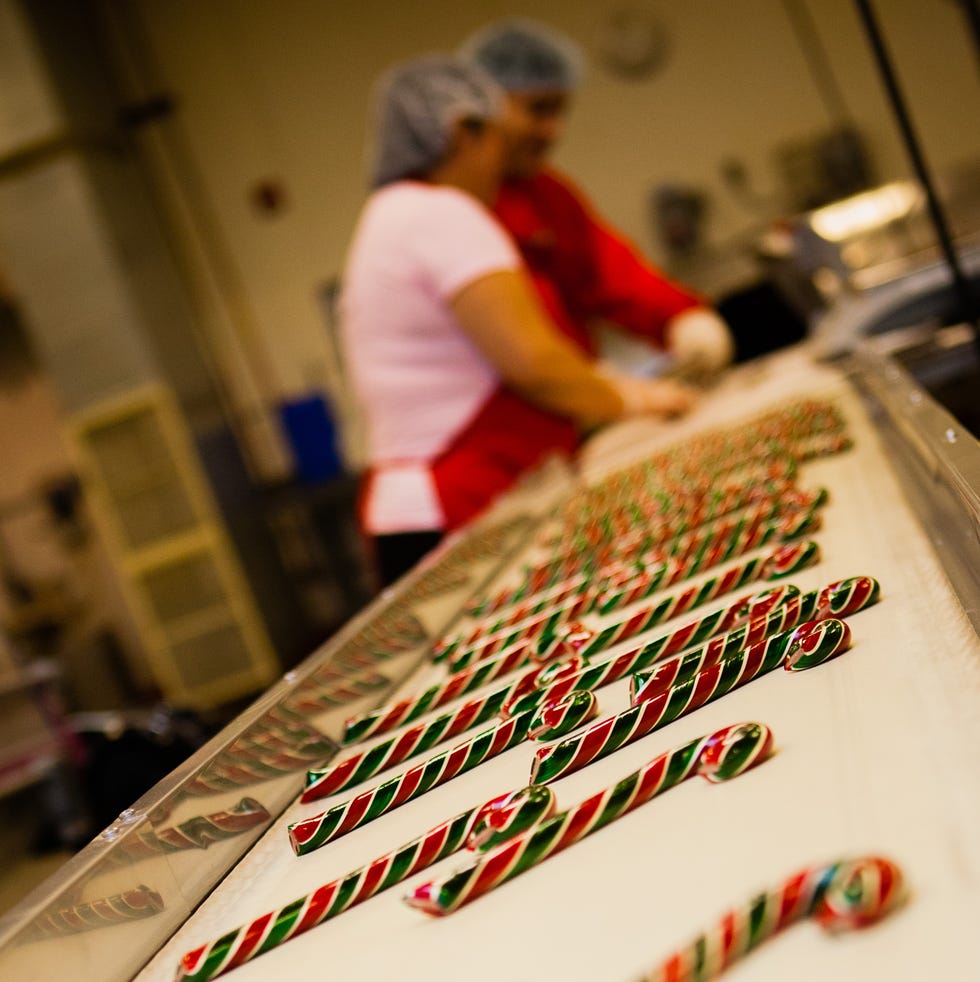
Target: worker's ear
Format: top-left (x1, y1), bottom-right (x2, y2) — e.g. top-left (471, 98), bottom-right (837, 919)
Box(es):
top-left (452, 116), bottom-right (486, 151)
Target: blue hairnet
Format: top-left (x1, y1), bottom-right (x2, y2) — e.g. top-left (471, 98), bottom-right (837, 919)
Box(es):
top-left (460, 18), bottom-right (583, 93)
top-left (369, 55), bottom-right (502, 188)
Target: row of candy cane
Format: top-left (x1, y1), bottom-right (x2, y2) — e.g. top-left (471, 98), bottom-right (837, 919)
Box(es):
top-left (341, 541), bottom-right (818, 749)
top-left (435, 498), bottom-right (822, 669)
top-left (177, 721), bottom-right (773, 981)
top-left (307, 573), bottom-right (874, 803)
top-left (177, 718), bottom-right (902, 981)
top-left (319, 572), bottom-right (804, 797)
top-left (289, 609), bottom-right (864, 853)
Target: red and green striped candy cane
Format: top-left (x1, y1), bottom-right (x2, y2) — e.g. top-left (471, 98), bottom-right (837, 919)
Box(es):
top-left (504, 575), bottom-right (877, 719)
top-left (530, 618), bottom-right (852, 784)
top-left (625, 577), bottom-right (879, 706)
top-left (592, 537), bottom-right (817, 618)
top-left (433, 574), bottom-right (597, 660)
top-left (311, 654), bottom-right (592, 800)
top-left (175, 786), bottom-right (555, 982)
top-left (310, 583), bottom-right (800, 801)
top-left (339, 547), bottom-right (814, 750)
top-left (468, 471), bottom-right (808, 617)
top-left (449, 535), bottom-right (818, 675)
top-left (289, 690), bottom-right (598, 854)
top-left (405, 721), bottom-right (774, 916)
top-left (543, 542), bottom-right (821, 663)
top-left (639, 856), bottom-right (904, 981)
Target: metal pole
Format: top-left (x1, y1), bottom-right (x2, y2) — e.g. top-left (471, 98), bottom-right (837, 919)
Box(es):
top-left (852, 0), bottom-right (978, 330)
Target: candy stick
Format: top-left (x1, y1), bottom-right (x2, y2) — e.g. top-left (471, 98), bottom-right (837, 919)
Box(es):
top-left (629, 577), bottom-right (879, 706)
top-left (434, 587), bottom-right (596, 668)
top-left (24, 885), bottom-right (165, 940)
top-left (593, 515), bottom-right (819, 617)
top-left (530, 618), bottom-right (851, 784)
top-left (562, 541), bottom-right (820, 660)
top-left (338, 573), bottom-right (804, 752)
top-left (557, 485), bottom-right (824, 557)
top-left (559, 399), bottom-right (843, 518)
top-left (639, 856), bottom-right (904, 981)
top-left (454, 491), bottom-right (804, 655)
top-left (469, 472), bottom-right (802, 618)
top-left (319, 576), bottom-right (807, 802)
top-left (405, 721), bottom-right (774, 916)
top-left (433, 573), bottom-right (601, 662)
top-left (289, 690), bottom-right (598, 854)
top-left (444, 539), bottom-right (815, 723)
top-left (175, 786), bottom-right (554, 982)
top-left (547, 482), bottom-right (799, 554)
top-left (504, 577), bottom-right (878, 720)
top-left (341, 641), bottom-right (560, 746)
top-left (469, 495), bottom-right (816, 624)
top-left (546, 457), bottom-right (804, 548)
top-left (447, 531), bottom-right (817, 676)
top-left (304, 685), bottom-right (519, 801)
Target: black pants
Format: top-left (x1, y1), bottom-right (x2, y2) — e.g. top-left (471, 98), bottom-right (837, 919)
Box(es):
top-left (372, 531), bottom-right (443, 588)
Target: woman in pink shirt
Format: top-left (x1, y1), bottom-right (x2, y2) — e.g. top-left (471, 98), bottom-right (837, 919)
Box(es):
top-left (341, 56), bottom-right (696, 586)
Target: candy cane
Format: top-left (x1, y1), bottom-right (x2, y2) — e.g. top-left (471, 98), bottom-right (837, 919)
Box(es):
top-left (289, 690), bottom-right (598, 854)
top-left (558, 542), bottom-right (822, 661)
top-left (530, 618), bottom-right (851, 784)
top-left (592, 515), bottom-right (819, 617)
top-left (469, 473), bottom-right (802, 617)
top-left (504, 577), bottom-right (878, 719)
top-left (434, 574), bottom-right (598, 661)
top-left (466, 496), bottom-right (818, 627)
top-left (559, 485), bottom-right (825, 556)
top-left (447, 531), bottom-right (818, 676)
top-left (405, 722), bottom-right (774, 916)
top-left (324, 569), bottom-right (862, 809)
top-left (175, 786), bottom-right (554, 982)
top-left (464, 484), bottom-right (823, 632)
top-left (313, 582), bottom-right (804, 800)
top-left (628, 578), bottom-right (879, 706)
top-left (304, 684), bottom-right (519, 801)
top-left (339, 572), bottom-right (804, 751)
top-left (640, 856), bottom-right (903, 981)
top-left (435, 590), bottom-right (594, 670)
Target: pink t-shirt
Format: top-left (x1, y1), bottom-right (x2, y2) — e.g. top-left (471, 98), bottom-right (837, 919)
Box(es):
top-left (340, 182), bottom-right (522, 533)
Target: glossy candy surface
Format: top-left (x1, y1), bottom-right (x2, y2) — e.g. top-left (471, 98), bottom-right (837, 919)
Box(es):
top-left (405, 723), bottom-right (774, 916)
top-left (641, 857), bottom-right (904, 981)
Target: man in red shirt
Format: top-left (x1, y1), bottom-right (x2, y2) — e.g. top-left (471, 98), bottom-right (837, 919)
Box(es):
top-left (462, 18), bottom-right (735, 374)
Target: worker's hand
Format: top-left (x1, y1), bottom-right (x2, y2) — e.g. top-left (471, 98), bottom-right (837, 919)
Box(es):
top-left (607, 370), bottom-right (699, 419)
top-left (666, 308), bottom-right (735, 380)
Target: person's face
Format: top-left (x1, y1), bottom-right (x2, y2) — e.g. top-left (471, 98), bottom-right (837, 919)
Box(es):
top-left (497, 89), bottom-right (570, 177)
top-left (452, 117), bottom-right (509, 201)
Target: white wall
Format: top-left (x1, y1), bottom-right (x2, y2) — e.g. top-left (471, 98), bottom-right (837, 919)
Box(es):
top-left (128, 0), bottom-right (980, 400)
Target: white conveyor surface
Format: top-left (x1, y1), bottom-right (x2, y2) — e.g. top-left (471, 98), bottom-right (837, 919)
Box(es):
top-left (105, 348), bottom-right (980, 981)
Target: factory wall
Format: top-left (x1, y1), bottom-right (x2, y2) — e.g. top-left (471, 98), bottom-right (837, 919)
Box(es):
top-left (119, 0), bottom-right (980, 413)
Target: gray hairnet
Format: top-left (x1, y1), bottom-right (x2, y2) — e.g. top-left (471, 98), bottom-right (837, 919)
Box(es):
top-left (460, 18), bottom-right (583, 93)
top-left (369, 55), bottom-right (502, 188)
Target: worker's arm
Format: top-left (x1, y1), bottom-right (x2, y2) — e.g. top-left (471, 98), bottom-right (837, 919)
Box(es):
top-left (451, 269), bottom-right (696, 427)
